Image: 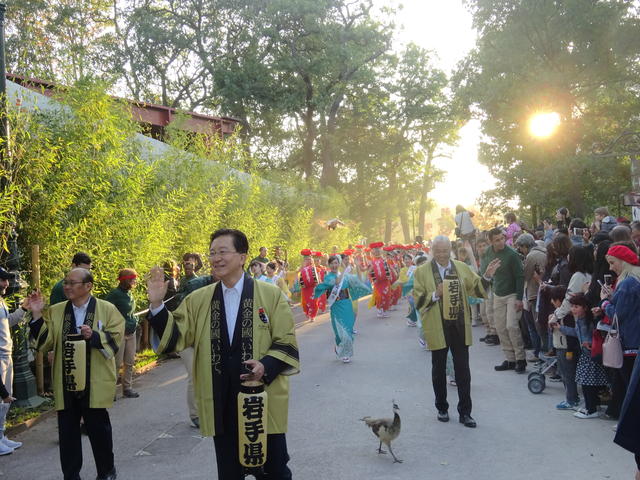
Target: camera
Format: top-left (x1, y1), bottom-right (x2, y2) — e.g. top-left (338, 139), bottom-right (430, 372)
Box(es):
top-left (573, 228), bottom-right (585, 236)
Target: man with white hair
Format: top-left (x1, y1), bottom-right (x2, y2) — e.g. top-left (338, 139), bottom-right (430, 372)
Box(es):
top-left (413, 236), bottom-right (500, 428)
top-left (515, 233), bottom-right (547, 360)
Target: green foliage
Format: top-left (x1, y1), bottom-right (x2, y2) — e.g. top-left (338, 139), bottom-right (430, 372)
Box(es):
top-left (6, 81), bottom-right (352, 301)
top-left (7, 1), bottom-right (462, 244)
top-left (457, 0), bottom-right (640, 222)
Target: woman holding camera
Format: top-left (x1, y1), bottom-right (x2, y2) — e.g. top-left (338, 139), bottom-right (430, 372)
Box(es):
top-left (601, 245), bottom-right (640, 480)
top-left (600, 244), bottom-right (640, 387)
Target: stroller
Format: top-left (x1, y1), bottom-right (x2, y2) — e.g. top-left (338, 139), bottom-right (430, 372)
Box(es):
top-left (527, 355), bottom-right (558, 394)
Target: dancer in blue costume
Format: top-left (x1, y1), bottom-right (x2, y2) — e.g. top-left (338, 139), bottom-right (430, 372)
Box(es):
top-left (314, 255), bottom-right (371, 363)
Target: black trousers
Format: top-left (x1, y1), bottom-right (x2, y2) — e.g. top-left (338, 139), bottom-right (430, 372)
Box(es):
top-left (431, 324), bottom-right (472, 416)
top-left (213, 398), bottom-right (292, 480)
top-left (582, 385), bottom-right (600, 414)
top-left (57, 396), bottom-right (115, 480)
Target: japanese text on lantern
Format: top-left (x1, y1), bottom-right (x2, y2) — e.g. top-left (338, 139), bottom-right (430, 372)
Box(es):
top-left (242, 395), bottom-right (266, 466)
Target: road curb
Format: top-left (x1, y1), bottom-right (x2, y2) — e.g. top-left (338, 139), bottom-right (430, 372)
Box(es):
top-left (6, 405), bottom-right (56, 436)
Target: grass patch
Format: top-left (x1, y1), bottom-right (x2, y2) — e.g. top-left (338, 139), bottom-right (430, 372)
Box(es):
top-left (135, 348), bottom-right (159, 370)
top-left (6, 397), bottom-right (54, 430)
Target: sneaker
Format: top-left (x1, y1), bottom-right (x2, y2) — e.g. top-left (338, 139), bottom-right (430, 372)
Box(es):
top-left (447, 376), bottom-right (457, 386)
top-left (190, 417), bottom-right (200, 429)
top-left (382, 312), bottom-right (390, 318)
top-left (515, 360), bottom-right (527, 373)
top-left (556, 400), bottom-right (579, 410)
top-left (574, 408), bottom-right (599, 419)
top-left (352, 329), bottom-right (358, 335)
top-left (406, 320), bottom-right (417, 327)
top-left (548, 374), bottom-right (563, 382)
top-left (0, 436), bottom-right (19, 450)
top-left (0, 441), bottom-right (12, 456)
top-left (123, 389), bottom-right (140, 398)
top-left (342, 357), bottom-right (351, 363)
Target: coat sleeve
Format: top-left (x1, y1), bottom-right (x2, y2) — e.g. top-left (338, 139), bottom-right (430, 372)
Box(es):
top-left (413, 265), bottom-right (437, 313)
top-left (313, 276), bottom-right (334, 298)
top-left (27, 311), bottom-right (54, 353)
top-left (555, 272), bottom-right (587, 320)
top-left (459, 262), bottom-right (488, 299)
top-left (512, 252), bottom-right (525, 301)
top-left (603, 278), bottom-right (637, 324)
top-left (148, 292), bottom-right (197, 354)
top-left (263, 288), bottom-right (300, 376)
top-left (89, 303), bottom-right (125, 360)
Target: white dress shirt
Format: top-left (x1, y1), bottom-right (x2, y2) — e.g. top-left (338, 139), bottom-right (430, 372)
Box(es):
top-left (72, 298), bottom-right (91, 331)
top-left (222, 275), bottom-right (245, 343)
top-left (433, 261), bottom-right (452, 302)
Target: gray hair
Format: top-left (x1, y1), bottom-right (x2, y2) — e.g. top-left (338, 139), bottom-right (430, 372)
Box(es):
top-left (431, 236), bottom-right (452, 249)
top-left (514, 232), bottom-right (536, 248)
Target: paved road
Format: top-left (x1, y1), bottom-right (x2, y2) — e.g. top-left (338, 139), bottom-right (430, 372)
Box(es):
top-left (2, 299), bottom-right (634, 479)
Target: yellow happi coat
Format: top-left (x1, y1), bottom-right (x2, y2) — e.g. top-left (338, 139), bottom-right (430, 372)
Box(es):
top-left (153, 280), bottom-right (300, 437)
top-left (413, 259), bottom-right (488, 351)
top-left (29, 298), bottom-right (124, 410)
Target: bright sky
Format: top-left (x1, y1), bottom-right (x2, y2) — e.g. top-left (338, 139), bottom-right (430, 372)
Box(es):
top-left (383, 0), bottom-right (498, 211)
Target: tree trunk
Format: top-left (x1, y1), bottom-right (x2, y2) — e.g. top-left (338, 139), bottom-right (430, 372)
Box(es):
top-left (384, 164), bottom-right (399, 242)
top-left (384, 213), bottom-right (393, 243)
top-left (398, 188), bottom-right (411, 243)
top-left (301, 75), bottom-right (316, 180)
top-left (319, 136), bottom-right (337, 187)
top-left (418, 150), bottom-right (435, 237)
top-left (320, 94), bottom-right (343, 188)
top-left (530, 204), bottom-right (538, 230)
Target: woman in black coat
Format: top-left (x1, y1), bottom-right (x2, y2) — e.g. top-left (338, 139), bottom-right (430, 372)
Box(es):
top-left (614, 354), bottom-right (640, 480)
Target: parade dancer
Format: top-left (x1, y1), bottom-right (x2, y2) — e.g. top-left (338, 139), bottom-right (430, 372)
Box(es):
top-left (298, 249), bottom-right (320, 322)
top-left (368, 242), bottom-right (393, 317)
top-left (314, 255), bottom-right (371, 362)
top-left (395, 253), bottom-right (418, 326)
top-left (385, 246), bottom-right (402, 307)
top-left (314, 251), bottom-right (328, 314)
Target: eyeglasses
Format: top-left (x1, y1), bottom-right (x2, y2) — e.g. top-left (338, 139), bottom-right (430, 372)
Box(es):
top-left (62, 280), bottom-right (88, 286)
top-left (208, 250), bottom-right (238, 259)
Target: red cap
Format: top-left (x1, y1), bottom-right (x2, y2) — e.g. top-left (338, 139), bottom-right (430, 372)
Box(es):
top-left (369, 241), bottom-right (384, 249)
top-left (312, 251), bottom-right (324, 257)
top-left (300, 249), bottom-right (312, 256)
top-left (607, 245), bottom-right (639, 265)
top-left (354, 244), bottom-right (364, 249)
top-left (383, 246), bottom-right (394, 252)
top-left (364, 247), bottom-right (372, 252)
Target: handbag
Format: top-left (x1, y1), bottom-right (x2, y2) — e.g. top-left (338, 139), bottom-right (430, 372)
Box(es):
top-left (602, 314), bottom-right (624, 369)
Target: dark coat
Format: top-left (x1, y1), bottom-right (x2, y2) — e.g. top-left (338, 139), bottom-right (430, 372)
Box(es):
top-left (615, 355), bottom-right (640, 456)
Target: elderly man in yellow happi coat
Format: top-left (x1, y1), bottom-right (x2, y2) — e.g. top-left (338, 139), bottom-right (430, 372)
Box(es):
top-left (413, 235), bottom-right (500, 429)
top-left (28, 268), bottom-right (124, 480)
top-left (147, 228), bottom-right (299, 480)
